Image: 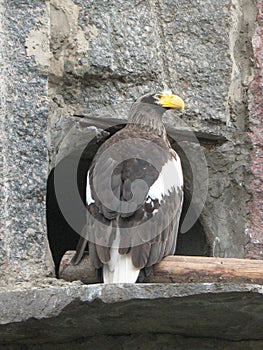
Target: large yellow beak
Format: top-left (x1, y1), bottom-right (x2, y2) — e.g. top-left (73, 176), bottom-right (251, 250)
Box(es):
top-left (155, 93), bottom-right (185, 110)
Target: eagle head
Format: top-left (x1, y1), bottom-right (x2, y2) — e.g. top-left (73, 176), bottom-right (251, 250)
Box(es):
top-left (138, 90), bottom-right (185, 111)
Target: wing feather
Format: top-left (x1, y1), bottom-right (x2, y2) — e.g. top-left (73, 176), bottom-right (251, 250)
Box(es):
top-left (74, 125), bottom-right (184, 282)
top-left (131, 242), bottom-right (151, 269)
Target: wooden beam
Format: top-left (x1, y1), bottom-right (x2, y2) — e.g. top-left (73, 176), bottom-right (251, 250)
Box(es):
top-left (144, 255), bottom-right (263, 284)
top-left (59, 251), bottom-right (263, 284)
top-left (59, 251), bottom-right (100, 284)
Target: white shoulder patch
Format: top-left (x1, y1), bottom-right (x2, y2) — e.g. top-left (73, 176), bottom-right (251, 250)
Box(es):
top-left (148, 154), bottom-right (183, 201)
top-left (86, 170), bottom-right (95, 205)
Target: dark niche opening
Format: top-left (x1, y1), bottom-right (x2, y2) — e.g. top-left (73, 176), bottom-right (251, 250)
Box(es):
top-left (47, 125), bottom-right (210, 276)
top-left (176, 197), bottom-right (210, 256)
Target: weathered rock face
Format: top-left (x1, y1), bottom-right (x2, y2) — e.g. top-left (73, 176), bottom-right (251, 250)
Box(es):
top-left (48, 0), bottom-right (256, 261)
top-left (0, 0), bottom-right (263, 348)
top-left (0, 283), bottom-right (263, 349)
top-left (246, 0), bottom-right (263, 259)
top-left (0, 1), bottom-right (53, 281)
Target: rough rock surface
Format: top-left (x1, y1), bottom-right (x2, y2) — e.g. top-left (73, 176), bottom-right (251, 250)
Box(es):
top-left (0, 0), bottom-right (263, 348)
top-left (0, 0), bottom-right (258, 278)
top-left (246, 0), bottom-right (263, 259)
top-left (0, 1), bottom-right (53, 280)
top-left (0, 283), bottom-right (263, 349)
top-left (48, 0), bottom-right (256, 260)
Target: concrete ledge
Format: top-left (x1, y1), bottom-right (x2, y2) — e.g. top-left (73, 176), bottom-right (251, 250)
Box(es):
top-left (0, 282), bottom-right (263, 347)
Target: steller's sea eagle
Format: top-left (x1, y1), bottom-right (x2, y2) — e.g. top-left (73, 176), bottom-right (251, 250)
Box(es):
top-left (72, 90), bottom-right (185, 283)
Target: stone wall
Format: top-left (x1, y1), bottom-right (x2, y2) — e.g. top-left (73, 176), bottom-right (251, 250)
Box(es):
top-left (0, 0), bottom-right (263, 348)
top-left (48, 0), bottom-right (257, 263)
top-left (1, 283), bottom-right (263, 349)
top-left (246, 0), bottom-right (263, 259)
top-left (0, 1), bottom-right (52, 283)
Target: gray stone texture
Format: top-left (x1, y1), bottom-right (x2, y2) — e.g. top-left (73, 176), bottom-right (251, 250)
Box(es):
top-left (0, 0), bottom-right (262, 348)
top-left (0, 283), bottom-right (263, 348)
top-left (246, 0), bottom-right (263, 259)
top-left (49, 0), bottom-right (256, 258)
top-left (0, 1), bottom-right (52, 281)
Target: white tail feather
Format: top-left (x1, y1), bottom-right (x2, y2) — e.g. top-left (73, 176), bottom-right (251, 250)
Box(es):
top-left (103, 252), bottom-right (140, 283)
top-left (103, 227), bottom-right (140, 283)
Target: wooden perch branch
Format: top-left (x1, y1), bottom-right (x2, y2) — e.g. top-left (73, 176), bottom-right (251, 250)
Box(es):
top-left (59, 251), bottom-right (263, 284)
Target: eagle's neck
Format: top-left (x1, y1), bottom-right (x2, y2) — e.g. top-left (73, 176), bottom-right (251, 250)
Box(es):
top-left (127, 102), bottom-right (167, 137)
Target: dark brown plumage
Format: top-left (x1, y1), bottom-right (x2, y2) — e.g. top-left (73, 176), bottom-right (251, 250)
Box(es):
top-left (72, 91), bottom-right (185, 283)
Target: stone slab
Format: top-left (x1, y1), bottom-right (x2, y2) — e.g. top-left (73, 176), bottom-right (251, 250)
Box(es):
top-left (0, 282), bottom-right (263, 347)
